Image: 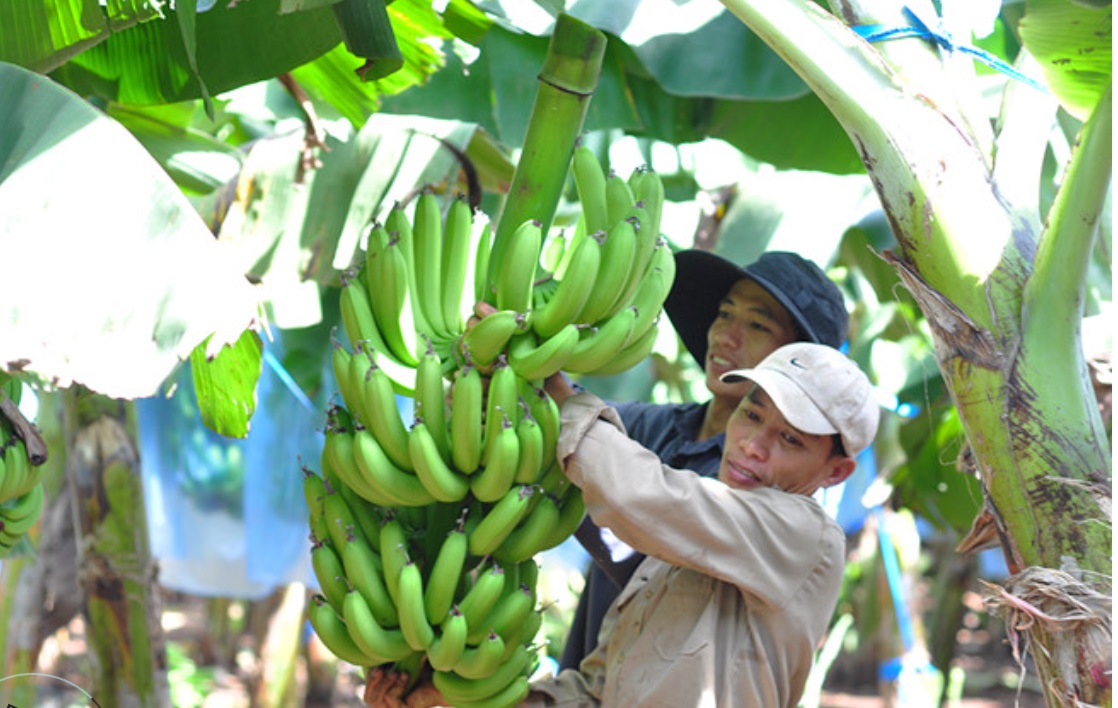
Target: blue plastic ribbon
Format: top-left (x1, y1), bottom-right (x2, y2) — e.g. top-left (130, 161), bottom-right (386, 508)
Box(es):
top-left (852, 6), bottom-right (1048, 93)
top-left (263, 347), bottom-right (318, 415)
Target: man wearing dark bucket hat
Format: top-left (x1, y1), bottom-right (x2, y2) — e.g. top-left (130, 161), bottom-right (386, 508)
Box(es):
top-left (365, 342), bottom-right (878, 707)
top-left (560, 248), bottom-right (850, 671)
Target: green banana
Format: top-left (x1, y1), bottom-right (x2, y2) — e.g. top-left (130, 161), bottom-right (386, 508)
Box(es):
top-left (0, 483), bottom-right (43, 539)
top-left (356, 358), bottom-right (413, 471)
top-left (468, 485), bottom-right (536, 556)
top-left (571, 142), bottom-right (609, 237)
top-left (0, 438), bottom-right (35, 502)
top-left (452, 674), bottom-right (531, 708)
top-left (473, 220), bottom-right (493, 305)
top-left (493, 493), bottom-right (560, 564)
top-left (308, 595), bottom-right (379, 667)
top-left (413, 190), bottom-right (449, 337)
top-left (415, 337), bottom-right (450, 460)
top-left (539, 228), bottom-right (568, 273)
top-left (323, 426), bottom-right (390, 507)
top-left (456, 562), bottom-right (506, 630)
top-left (408, 420), bottom-right (470, 503)
top-left (506, 323), bottom-right (581, 381)
top-left (526, 386), bottom-right (559, 472)
top-left (605, 169), bottom-right (635, 228)
top-left (512, 406), bottom-right (544, 485)
top-left (584, 319), bottom-right (660, 377)
top-left (322, 480), bottom-right (367, 552)
top-left (427, 607), bottom-right (468, 672)
top-left (453, 631), bottom-right (506, 680)
top-left (341, 532), bottom-right (399, 628)
top-left (538, 485), bottom-right (586, 551)
top-left (450, 362), bottom-right (484, 475)
top-left (386, 202), bottom-right (434, 337)
top-left (563, 305), bottom-right (638, 374)
top-left (330, 336), bottom-right (361, 413)
top-left (365, 227), bottom-right (420, 366)
top-left (441, 194), bottom-right (475, 333)
top-left (397, 560), bottom-right (436, 651)
top-left (353, 428), bottom-right (436, 507)
top-left (424, 525), bottom-right (469, 624)
top-left (630, 166), bottom-right (665, 248)
top-left (625, 241), bottom-right (677, 341)
top-left (462, 310), bottom-right (526, 369)
top-left (577, 216), bottom-right (638, 324)
top-left (529, 231), bottom-right (602, 338)
top-left (311, 538), bottom-right (349, 612)
top-left (469, 581), bottom-right (535, 646)
top-left (433, 644), bottom-right (532, 704)
top-left (338, 277), bottom-right (384, 353)
top-left (494, 219), bottom-right (542, 312)
top-left (343, 587), bottom-right (414, 663)
top-left (378, 516), bottom-right (409, 606)
top-left (472, 414), bottom-right (519, 503)
top-left (483, 358), bottom-right (520, 456)
top-left (302, 467), bottom-right (332, 544)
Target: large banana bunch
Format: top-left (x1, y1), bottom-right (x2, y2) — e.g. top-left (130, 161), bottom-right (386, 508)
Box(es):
top-left (309, 150), bottom-right (669, 705)
top-left (0, 375), bottom-right (45, 558)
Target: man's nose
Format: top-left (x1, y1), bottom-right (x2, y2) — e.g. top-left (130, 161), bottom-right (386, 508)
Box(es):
top-left (743, 431), bottom-right (770, 460)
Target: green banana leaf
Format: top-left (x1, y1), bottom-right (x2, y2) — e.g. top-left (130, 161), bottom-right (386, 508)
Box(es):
top-left (190, 329), bottom-right (263, 438)
top-left (0, 62), bottom-right (259, 401)
top-left (0, 0), bottom-right (161, 73)
top-left (197, 113), bottom-right (514, 327)
top-left (1019, 0), bottom-right (1112, 122)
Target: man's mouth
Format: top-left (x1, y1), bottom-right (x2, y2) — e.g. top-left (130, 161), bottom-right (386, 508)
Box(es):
top-left (726, 461), bottom-right (762, 487)
top-left (709, 353), bottom-right (737, 373)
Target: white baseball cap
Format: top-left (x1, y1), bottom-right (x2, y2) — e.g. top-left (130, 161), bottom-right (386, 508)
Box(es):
top-left (721, 342), bottom-right (880, 457)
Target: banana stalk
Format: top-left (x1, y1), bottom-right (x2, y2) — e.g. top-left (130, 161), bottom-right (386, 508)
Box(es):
top-left (717, 1), bottom-right (1111, 703)
top-left (486, 13), bottom-right (607, 301)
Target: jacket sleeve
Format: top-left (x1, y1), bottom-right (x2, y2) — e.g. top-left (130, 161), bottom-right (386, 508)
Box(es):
top-left (556, 392), bottom-right (838, 610)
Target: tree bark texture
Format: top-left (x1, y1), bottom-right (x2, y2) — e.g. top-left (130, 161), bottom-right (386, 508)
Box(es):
top-left (62, 388), bottom-right (170, 708)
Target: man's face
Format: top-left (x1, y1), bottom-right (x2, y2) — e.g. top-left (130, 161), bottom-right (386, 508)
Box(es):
top-left (718, 386), bottom-right (852, 496)
top-left (705, 278), bottom-right (800, 401)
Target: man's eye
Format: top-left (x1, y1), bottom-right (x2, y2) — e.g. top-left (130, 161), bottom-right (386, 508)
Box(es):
top-left (781, 432), bottom-right (804, 447)
top-left (749, 321), bottom-right (772, 333)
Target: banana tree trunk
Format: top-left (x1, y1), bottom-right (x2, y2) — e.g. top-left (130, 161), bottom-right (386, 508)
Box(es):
top-left (61, 388), bottom-right (170, 708)
top-left (719, 1), bottom-right (1112, 705)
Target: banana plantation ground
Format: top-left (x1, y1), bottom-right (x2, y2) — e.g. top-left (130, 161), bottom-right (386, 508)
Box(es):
top-left (27, 580), bottom-right (1046, 707)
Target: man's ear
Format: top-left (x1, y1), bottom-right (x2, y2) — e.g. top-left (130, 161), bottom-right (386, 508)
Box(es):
top-left (821, 456), bottom-right (857, 489)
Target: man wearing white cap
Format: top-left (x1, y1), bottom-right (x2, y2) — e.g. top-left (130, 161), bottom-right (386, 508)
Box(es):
top-left (364, 342), bottom-right (878, 708)
top-left (522, 341), bottom-right (880, 707)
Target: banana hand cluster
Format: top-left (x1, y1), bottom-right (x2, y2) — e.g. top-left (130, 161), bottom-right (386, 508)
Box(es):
top-left (305, 442), bottom-right (582, 705)
top-left (494, 146), bottom-right (673, 383)
top-left (0, 378), bottom-right (44, 557)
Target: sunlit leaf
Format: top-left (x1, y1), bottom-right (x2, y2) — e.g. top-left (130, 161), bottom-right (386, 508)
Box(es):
top-left (0, 0), bottom-right (109, 73)
top-left (108, 103), bottom-right (244, 195)
top-left (0, 62), bottom-right (259, 398)
top-left (1019, 0), bottom-right (1112, 121)
top-left (190, 329), bottom-right (262, 438)
top-left (49, 0), bottom-right (342, 105)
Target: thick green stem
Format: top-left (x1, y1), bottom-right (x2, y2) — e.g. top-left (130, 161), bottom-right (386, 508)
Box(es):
top-left (487, 13), bottom-right (606, 298)
top-left (1023, 83), bottom-right (1112, 409)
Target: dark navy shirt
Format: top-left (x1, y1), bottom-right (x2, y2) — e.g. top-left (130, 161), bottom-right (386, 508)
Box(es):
top-left (559, 399), bottom-right (726, 670)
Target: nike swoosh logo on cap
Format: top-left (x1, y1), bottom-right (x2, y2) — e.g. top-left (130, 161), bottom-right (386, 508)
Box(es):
top-left (789, 358), bottom-right (807, 369)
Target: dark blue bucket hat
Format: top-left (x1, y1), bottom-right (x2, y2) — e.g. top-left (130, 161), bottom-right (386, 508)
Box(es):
top-left (664, 250), bottom-right (849, 368)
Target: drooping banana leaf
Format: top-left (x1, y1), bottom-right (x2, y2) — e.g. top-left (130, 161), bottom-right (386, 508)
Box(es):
top-left (0, 62), bottom-right (259, 401)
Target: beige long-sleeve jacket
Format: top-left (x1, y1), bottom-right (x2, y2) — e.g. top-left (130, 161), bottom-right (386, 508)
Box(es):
top-left (523, 392), bottom-right (847, 708)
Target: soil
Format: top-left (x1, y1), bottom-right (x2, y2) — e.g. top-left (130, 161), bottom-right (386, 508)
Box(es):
top-left (18, 587), bottom-right (1047, 708)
